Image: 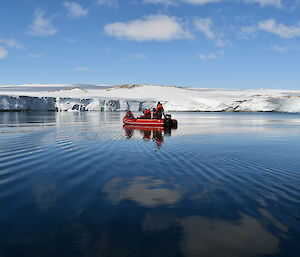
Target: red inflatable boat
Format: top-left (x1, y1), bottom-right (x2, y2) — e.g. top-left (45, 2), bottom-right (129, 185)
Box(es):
top-left (123, 114), bottom-right (178, 128)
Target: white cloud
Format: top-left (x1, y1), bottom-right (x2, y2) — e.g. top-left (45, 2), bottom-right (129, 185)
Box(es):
top-left (0, 38), bottom-right (24, 49)
top-left (96, 0), bottom-right (119, 7)
top-left (104, 15), bottom-right (192, 41)
top-left (74, 67), bottom-right (90, 71)
top-left (258, 19), bottom-right (300, 38)
top-left (63, 2), bottom-right (88, 18)
top-left (184, 0), bottom-right (281, 8)
top-left (238, 25), bottom-right (257, 39)
top-left (28, 9), bottom-right (57, 36)
top-left (143, 0), bottom-right (176, 5)
top-left (197, 50), bottom-right (223, 60)
top-left (99, 0), bottom-right (283, 8)
top-left (194, 18), bottom-right (228, 47)
top-left (246, 0), bottom-right (281, 8)
top-left (238, 19), bottom-right (300, 40)
top-left (0, 46), bottom-right (8, 59)
top-left (272, 46), bottom-right (287, 53)
top-left (0, 39), bottom-right (24, 59)
top-left (194, 18), bottom-right (215, 39)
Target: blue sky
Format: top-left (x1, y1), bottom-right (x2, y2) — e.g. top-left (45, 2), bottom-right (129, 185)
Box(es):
top-left (0, 0), bottom-right (300, 89)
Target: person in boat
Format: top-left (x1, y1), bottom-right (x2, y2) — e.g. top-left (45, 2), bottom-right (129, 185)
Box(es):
top-left (139, 108), bottom-right (151, 119)
top-left (151, 108), bottom-right (156, 119)
top-left (125, 110), bottom-right (134, 119)
top-left (154, 102), bottom-right (164, 119)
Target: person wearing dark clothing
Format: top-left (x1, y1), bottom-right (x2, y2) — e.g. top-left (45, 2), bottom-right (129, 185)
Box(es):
top-left (152, 108), bottom-right (157, 119)
top-left (155, 102), bottom-right (164, 119)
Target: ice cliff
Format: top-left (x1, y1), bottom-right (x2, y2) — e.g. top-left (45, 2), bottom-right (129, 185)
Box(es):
top-left (0, 84), bottom-right (300, 112)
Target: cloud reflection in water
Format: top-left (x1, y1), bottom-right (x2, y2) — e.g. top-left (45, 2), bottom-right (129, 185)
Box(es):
top-left (102, 176), bottom-right (183, 207)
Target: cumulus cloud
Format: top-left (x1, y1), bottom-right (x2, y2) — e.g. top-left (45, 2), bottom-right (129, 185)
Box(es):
top-left (0, 46), bottom-right (8, 59)
top-left (238, 19), bottom-right (300, 40)
top-left (28, 9), bottom-right (57, 36)
top-left (194, 18), bottom-right (228, 47)
top-left (104, 15), bottom-right (192, 41)
top-left (63, 2), bottom-right (88, 18)
top-left (258, 19), bottom-right (300, 38)
top-left (184, 0), bottom-right (281, 8)
top-left (197, 50), bottom-right (223, 60)
top-left (96, 0), bottom-right (119, 7)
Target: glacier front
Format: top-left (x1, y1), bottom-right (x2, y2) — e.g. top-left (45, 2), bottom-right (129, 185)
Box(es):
top-left (0, 84), bottom-right (300, 112)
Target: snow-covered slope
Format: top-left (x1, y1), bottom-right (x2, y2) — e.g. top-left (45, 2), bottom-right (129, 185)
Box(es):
top-left (1, 84), bottom-right (300, 112)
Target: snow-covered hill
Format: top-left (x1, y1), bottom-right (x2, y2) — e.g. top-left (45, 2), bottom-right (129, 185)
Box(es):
top-left (1, 84), bottom-right (300, 112)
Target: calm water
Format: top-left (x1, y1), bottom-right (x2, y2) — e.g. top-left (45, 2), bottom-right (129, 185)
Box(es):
top-left (0, 112), bottom-right (299, 257)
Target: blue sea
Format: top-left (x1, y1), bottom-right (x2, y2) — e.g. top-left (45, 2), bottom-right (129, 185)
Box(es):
top-left (0, 112), bottom-right (299, 257)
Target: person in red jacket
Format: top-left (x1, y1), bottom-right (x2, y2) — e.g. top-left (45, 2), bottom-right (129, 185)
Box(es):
top-left (139, 108), bottom-right (151, 119)
top-left (125, 110), bottom-right (134, 119)
top-left (154, 102), bottom-right (164, 119)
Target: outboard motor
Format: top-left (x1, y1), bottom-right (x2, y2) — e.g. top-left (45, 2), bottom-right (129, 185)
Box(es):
top-left (163, 114), bottom-right (178, 129)
top-left (171, 119), bottom-right (178, 129)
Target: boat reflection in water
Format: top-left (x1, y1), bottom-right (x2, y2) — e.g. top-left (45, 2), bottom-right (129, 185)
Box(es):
top-left (123, 124), bottom-right (176, 149)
